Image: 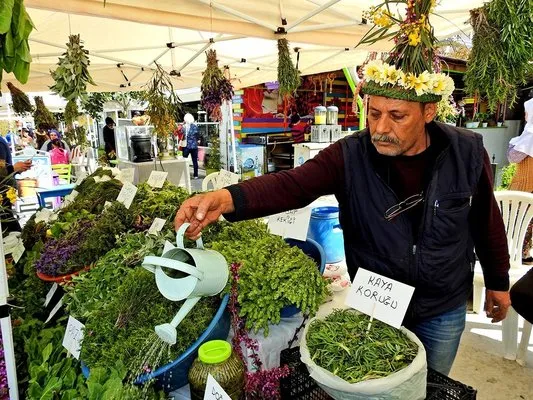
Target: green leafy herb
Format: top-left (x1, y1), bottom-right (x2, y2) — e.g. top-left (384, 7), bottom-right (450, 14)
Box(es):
top-left (306, 309), bottom-right (418, 383)
top-left (33, 96), bottom-right (57, 131)
top-left (7, 82), bottom-right (33, 115)
top-left (277, 39), bottom-right (301, 99)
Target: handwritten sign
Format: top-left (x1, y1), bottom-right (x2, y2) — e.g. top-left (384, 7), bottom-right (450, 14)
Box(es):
top-left (44, 283), bottom-right (58, 307)
top-left (12, 241), bottom-right (25, 264)
top-left (216, 169), bottom-right (239, 189)
top-left (45, 296), bottom-right (63, 324)
top-left (148, 218), bottom-right (166, 235)
top-left (147, 171), bottom-right (168, 188)
top-left (120, 168), bottom-right (135, 184)
top-left (116, 182), bottom-right (138, 209)
top-left (344, 268), bottom-right (415, 329)
top-left (204, 374), bottom-right (231, 400)
top-left (268, 208), bottom-right (312, 241)
top-left (62, 316), bottom-right (85, 360)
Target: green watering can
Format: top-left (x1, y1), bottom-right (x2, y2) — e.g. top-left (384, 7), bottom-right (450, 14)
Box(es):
top-left (142, 223), bottom-right (229, 345)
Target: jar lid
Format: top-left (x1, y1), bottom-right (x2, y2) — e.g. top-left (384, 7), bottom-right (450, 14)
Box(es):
top-left (198, 340), bottom-right (232, 364)
top-left (314, 106), bottom-right (327, 111)
top-left (327, 106), bottom-right (338, 111)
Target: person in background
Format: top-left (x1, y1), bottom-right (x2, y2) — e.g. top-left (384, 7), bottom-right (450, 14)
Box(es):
top-left (289, 113), bottom-right (307, 144)
top-left (35, 129), bottom-right (49, 150)
top-left (182, 113), bottom-right (200, 180)
top-left (50, 139), bottom-right (69, 165)
top-left (41, 130), bottom-right (70, 153)
top-left (507, 98), bottom-right (533, 264)
top-left (103, 117), bottom-right (116, 157)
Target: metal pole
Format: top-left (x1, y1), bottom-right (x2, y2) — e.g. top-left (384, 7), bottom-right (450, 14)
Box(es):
top-left (285, 0), bottom-right (341, 31)
top-left (290, 21), bottom-right (360, 33)
top-left (305, 0), bottom-right (361, 23)
top-left (197, 0), bottom-right (278, 32)
top-left (0, 221), bottom-right (19, 400)
top-left (299, 49), bottom-right (347, 72)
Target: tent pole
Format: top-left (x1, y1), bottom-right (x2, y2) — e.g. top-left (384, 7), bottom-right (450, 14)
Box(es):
top-left (305, 0), bottom-right (360, 22)
top-left (285, 0), bottom-right (341, 31)
top-left (290, 21), bottom-right (360, 33)
top-left (168, 28), bottom-right (177, 70)
top-left (128, 48), bottom-right (171, 84)
top-left (197, 0), bottom-right (277, 32)
top-left (175, 34), bottom-right (223, 74)
top-left (299, 49), bottom-right (347, 72)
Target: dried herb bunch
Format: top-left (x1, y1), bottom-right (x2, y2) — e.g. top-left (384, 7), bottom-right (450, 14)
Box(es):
top-left (64, 99), bottom-right (79, 127)
top-left (201, 49), bottom-right (233, 122)
top-left (465, 2), bottom-right (533, 111)
top-left (33, 96), bottom-right (57, 131)
top-left (0, 0), bottom-right (34, 85)
top-left (143, 63), bottom-right (182, 139)
top-left (7, 82), bottom-right (32, 115)
top-left (277, 39), bottom-right (301, 99)
top-left (50, 34), bottom-right (96, 101)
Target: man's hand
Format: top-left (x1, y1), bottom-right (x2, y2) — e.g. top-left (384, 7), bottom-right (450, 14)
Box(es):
top-left (485, 289), bottom-right (511, 323)
top-left (14, 160), bottom-right (32, 173)
top-left (174, 189), bottom-right (235, 240)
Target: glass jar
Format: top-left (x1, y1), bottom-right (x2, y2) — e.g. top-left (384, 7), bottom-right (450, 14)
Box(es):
top-left (327, 106), bottom-right (339, 125)
top-left (189, 340), bottom-right (245, 400)
top-left (314, 106), bottom-right (327, 125)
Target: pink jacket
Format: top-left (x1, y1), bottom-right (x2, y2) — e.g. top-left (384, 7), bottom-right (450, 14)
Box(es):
top-left (50, 147), bottom-right (69, 165)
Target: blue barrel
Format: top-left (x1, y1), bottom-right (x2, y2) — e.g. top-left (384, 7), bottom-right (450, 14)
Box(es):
top-left (307, 207), bottom-right (345, 263)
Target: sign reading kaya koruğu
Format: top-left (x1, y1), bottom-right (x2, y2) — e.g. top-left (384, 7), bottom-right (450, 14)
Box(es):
top-left (345, 268), bottom-right (415, 329)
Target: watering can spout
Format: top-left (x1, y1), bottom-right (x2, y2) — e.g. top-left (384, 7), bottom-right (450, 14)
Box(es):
top-left (155, 296), bottom-right (202, 345)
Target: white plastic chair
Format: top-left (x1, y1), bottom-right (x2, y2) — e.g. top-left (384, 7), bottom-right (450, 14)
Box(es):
top-left (473, 191), bottom-right (533, 363)
top-left (202, 172), bottom-right (221, 191)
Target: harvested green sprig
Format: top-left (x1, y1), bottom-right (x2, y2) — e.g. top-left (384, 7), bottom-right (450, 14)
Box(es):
top-left (277, 38), bottom-right (301, 99)
top-left (7, 82), bottom-right (33, 115)
top-left (306, 309), bottom-right (418, 384)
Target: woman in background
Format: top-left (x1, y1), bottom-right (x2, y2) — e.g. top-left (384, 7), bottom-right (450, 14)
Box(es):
top-left (50, 139), bottom-right (69, 165)
top-left (289, 113), bottom-right (307, 144)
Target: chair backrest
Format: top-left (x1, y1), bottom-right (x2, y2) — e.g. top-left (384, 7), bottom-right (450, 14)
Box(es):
top-left (202, 172), bottom-right (221, 191)
top-left (494, 191), bottom-right (533, 266)
top-left (51, 164), bottom-right (72, 183)
top-left (70, 146), bottom-right (82, 163)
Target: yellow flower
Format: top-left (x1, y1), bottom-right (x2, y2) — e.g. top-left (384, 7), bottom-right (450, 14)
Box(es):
top-left (408, 31), bottom-right (421, 46)
top-left (385, 65), bottom-right (402, 85)
top-left (6, 187), bottom-right (17, 204)
top-left (415, 71), bottom-right (432, 96)
top-left (364, 60), bottom-right (384, 82)
top-left (402, 73), bottom-right (420, 90)
top-left (373, 10), bottom-right (393, 28)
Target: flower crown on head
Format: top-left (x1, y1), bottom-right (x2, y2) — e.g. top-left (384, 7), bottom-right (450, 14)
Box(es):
top-left (357, 0), bottom-right (454, 103)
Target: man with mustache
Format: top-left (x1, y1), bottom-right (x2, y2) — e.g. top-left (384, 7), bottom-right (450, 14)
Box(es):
top-left (174, 5), bottom-right (510, 377)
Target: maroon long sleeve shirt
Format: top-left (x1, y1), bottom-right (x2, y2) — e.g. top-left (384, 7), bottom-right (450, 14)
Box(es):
top-left (226, 132), bottom-right (510, 291)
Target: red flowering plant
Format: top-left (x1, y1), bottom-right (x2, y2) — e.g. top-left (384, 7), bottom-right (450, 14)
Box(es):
top-left (229, 263), bottom-right (290, 400)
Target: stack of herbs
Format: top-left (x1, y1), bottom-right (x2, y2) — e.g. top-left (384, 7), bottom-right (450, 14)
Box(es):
top-left (208, 220), bottom-right (328, 334)
top-left (277, 39), bottom-right (301, 100)
top-left (32, 96), bottom-right (57, 131)
top-left (0, 0), bottom-right (34, 85)
top-left (6, 82), bottom-right (32, 115)
top-left (200, 49), bottom-right (233, 122)
top-left (306, 309), bottom-right (418, 383)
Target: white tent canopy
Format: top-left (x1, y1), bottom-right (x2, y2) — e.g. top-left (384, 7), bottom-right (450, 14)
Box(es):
top-left (3, 0), bottom-right (479, 93)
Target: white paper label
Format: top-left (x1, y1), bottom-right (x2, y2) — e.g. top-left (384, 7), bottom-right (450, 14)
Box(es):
top-left (104, 201), bottom-right (113, 209)
top-left (62, 316), bottom-right (85, 360)
top-left (147, 171), bottom-right (168, 188)
top-left (74, 171), bottom-right (88, 185)
top-left (120, 168), bottom-right (135, 184)
top-left (44, 283), bottom-right (58, 307)
top-left (345, 268), bottom-right (415, 329)
top-left (216, 169), bottom-right (239, 189)
top-left (12, 242), bottom-right (25, 264)
top-left (148, 218), bottom-right (166, 235)
top-left (70, 190), bottom-right (79, 198)
top-left (268, 208), bottom-right (312, 241)
top-left (204, 374), bottom-right (232, 400)
top-left (116, 182), bottom-right (138, 209)
top-left (45, 296), bottom-right (64, 323)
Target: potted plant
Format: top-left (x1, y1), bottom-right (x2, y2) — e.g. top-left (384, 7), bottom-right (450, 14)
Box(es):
top-left (204, 136), bottom-right (222, 176)
top-left (465, 116), bottom-right (480, 129)
top-left (477, 112), bottom-right (489, 128)
top-left (435, 96), bottom-right (459, 126)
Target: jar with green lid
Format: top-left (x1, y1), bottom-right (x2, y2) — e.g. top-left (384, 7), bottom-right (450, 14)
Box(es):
top-left (189, 340), bottom-right (245, 400)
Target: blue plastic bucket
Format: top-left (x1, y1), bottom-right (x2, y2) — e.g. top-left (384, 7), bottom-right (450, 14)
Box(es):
top-left (82, 294), bottom-right (230, 393)
top-left (307, 207), bottom-right (345, 264)
top-left (280, 238), bottom-right (326, 318)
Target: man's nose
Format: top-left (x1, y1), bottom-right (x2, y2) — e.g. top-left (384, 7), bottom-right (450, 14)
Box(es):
top-left (374, 115), bottom-right (392, 134)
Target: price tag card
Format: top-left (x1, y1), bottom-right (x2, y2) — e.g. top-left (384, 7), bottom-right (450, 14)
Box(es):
top-left (45, 296), bottom-right (64, 324)
top-left (116, 182), bottom-right (138, 209)
top-left (44, 283), bottom-right (59, 307)
top-left (147, 171), bottom-right (168, 188)
top-left (345, 268), bottom-right (415, 329)
top-left (62, 316), bottom-right (85, 360)
top-left (216, 169), bottom-right (239, 189)
top-left (120, 168), bottom-right (135, 184)
top-left (12, 241), bottom-right (25, 264)
top-left (148, 218), bottom-right (166, 235)
top-left (268, 208), bottom-right (312, 241)
top-left (204, 374), bottom-right (231, 400)
top-left (104, 201), bottom-right (113, 209)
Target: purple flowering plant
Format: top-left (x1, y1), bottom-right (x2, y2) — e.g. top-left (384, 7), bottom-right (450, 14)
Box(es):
top-left (0, 330), bottom-right (8, 399)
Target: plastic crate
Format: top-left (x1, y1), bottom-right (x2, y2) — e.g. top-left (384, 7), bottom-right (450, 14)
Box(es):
top-left (311, 126), bottom-right (330, 143)
top-left (280, 346), bottom-right (332, 400)
top-left (426, 368), bottom-right (477, 400)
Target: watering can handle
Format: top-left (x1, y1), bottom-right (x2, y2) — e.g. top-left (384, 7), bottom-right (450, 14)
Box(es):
top-left (176, 222), bottom-right (204, 250)
top-left (142, 256), bottom-right (204, 280)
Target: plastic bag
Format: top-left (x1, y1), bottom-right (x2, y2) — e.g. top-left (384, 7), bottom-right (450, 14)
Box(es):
top-left (300, 314), bottom-right (427, 400)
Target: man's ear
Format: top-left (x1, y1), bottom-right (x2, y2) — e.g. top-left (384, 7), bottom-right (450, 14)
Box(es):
top-left (424, 102), bottom-right (437, 123)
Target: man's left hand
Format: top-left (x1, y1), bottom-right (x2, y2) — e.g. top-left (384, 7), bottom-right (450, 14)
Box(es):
top-left (485, 289), bottom-right (511, 323)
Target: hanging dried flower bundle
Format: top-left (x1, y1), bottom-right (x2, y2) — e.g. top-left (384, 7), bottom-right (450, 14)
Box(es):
top-left (201, 49), bottom-right (234, 122)
top-left (50, 34), bottom-right (96, 101)
top-left (64, 99), bottom-right (79, 128)
top-left (277, 39), bottom-right (301, 99)
top-left (33, 96), bottom-right (57, 131)
top-left (6, 82), bottom-right (33, 116)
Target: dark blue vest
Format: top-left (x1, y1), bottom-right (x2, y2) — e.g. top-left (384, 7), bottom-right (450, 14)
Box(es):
top-left (339, 122), bottom-right (484, 320)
